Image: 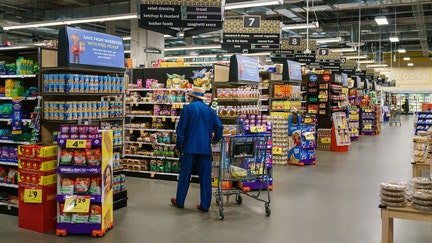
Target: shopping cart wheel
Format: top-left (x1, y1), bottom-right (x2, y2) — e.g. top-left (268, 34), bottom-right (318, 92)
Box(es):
top-left (235, 194), bottom-right (242, 204)
top-left (265, 204), bottom-right (271, 216)
top-left (219, 208), bottom-right (224, 220)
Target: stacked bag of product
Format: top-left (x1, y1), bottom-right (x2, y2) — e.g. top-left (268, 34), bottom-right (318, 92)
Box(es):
top-left (409, 177), bottom-right (432, 211)
top-left (412, 130), bottom-right (429, 163)
top-left (379, 181), bottom-right (408, 207)
top-left (379, 178), bottom-right (432, 211)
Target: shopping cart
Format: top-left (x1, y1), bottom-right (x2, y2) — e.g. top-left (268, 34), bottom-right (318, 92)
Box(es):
top-left (389, 108), bottom-right (401, 126)
top-left (212, 134), bottom-right (271, 220)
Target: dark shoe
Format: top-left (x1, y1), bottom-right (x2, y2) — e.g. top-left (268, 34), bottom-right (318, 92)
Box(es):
top-left (196, 204), bottom-right (208, 212)
top-left (171, 198), bottom-right (183, 208)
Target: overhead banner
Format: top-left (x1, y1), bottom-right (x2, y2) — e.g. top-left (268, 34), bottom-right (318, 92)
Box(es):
top-left (222, 19), bottom-right (280, 52)
top-left (139, 0), bottom-right (224, 36)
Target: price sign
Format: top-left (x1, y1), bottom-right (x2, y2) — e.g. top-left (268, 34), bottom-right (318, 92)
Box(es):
top-left (365, 124), bottom-right (372, 130)
top-left (66, 139), bottom-right (87, 149)
top-left (318, 95), bottom-right (327, 99)
top-left (24, 189), bottom-right (42, 203)
top-left (250, 126), bottom-right (265, 133)
top-left (272, 147), bottom-right (283, 155)
top-left (321, 138), bottom-right (331, 144)
top-left (308, 110), bottom-right (317, 114)
top-left (288, 37), bottom-right (301, 46)
top-left (304, 118), bottom-right (312, 124)
top-left (63, 196), bottom-right (91, 213)
top-left (304, 132), bottom-right (315, 141)
top-left (243, 16), bottom-right (261, 28)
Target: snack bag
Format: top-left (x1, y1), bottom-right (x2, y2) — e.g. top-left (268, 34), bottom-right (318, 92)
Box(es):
top-left (88, 204), bottom-right (102, 223)
top-left (61, 178), bottom-right (75, 195)
top-left (86, 148), bottom-right (101, 166)
top-left (73, 149), bottom-right (86, 165)
top-left (60, 149), bottom-right (74, 164)
top-left (74, 177), bottom-right (90, 194)
top-left (72, 213), bottom-right (89, 224)
top-left (89, 177), bottom-right (101, 195)
top-left (59, 203), bottom-right (72, 223)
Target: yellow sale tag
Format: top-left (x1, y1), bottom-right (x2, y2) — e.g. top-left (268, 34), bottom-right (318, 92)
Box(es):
top-left (162, 117), bottom-right (166, 122)
top-left (250, 126), bottom-right (265, 133)
top-left (318, 95), bottom-right (327, 99)
top-left (321, 138), bottom-right (331, 144)
top-left (24, 189), bottom-right (42, 203)
top-left (304, 118), bottom-right (312, 123)
top-left (63, 196), bottom-right (91, 213)
top-left (66, 139), bottom-right (87, 149)
top-left (272, 147), bottom-right (283, 155)
top-left (305, 132), bottom-right (315, 141)
top-left (365, 125), bottom-right (372, 129)
top-left (129, 129), bottom-right (134, 134)
top-left (308, 110), bottom-right (317, 114)
top-left (150, 172), bottom-right (155, 178)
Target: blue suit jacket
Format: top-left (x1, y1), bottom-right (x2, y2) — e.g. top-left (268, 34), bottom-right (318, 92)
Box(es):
top-left (175, 99), bottom-right (223, 155)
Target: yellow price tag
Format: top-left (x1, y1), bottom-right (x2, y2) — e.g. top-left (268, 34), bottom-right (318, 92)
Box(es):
top-left (150, 172), bottom-right (155, 178)
top-left (318, 95), bottom-right (327, 99)
top-left (305, 132), bottom-right (315, 141)
top-left (304, 118), bottom-right (312, 123)
top-left (63, 196), bottom-right (91, 213)
top-left (65, 139), bottom-right (87, 149)
top-left (308, 110), bottom-right (317, 114)
top-left (272, 147), bottom-right (283, 155)
top-left (321, 138), bottom-right (331, 144)
top-left (129, 129), bottom-right (134, 134)
top-left (24, 189), bottom-right (42, 203)
top-left (365, 125), bottom-right (372, 129)
top-left (162, 117), bottom-right (166, 122)
top-left (250, 126), bottom-right (265, 133)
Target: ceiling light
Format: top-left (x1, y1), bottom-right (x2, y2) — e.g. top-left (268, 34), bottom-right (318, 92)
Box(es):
top-left (225, 0), bottom-right (283, 10)
top-left (122, 36), bottom-right (131, 41)
top-left (164, 45), bottom-right (221, 52)
top-left (330, 47), bottom-right (357, 53)
top-left (3, 13), bottom-right (137, 30)
top-left (357, 60), bottom-right (375, 64)
top-left (375, 16), bottom-right (389, 25)
top-left (403, 57), bottom-right (411, 61)
top-left (389, 36), bottom-right (400, 42)
top-left (397, 48), bottom-right (406, 53)
top-left (282, 22), bottom-right (319, 30)
top-left (344, 55), bottom-right (367, 60)
top-left (407, 63), bottom-right (414, 66)
top-left (315, 37), bottom-right (342, 44)
top-left (124, 50), bottom-right (131, 54)
top-left (367, 64), bottom-right (388, 68)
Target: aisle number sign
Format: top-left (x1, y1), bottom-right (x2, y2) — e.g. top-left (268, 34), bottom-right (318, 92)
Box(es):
top-left (64, 196), bottom-right (91, 213)
top-left (272, 147), bottom-right (283, 155)
top-left (24, 189), bottom-right (42, 203)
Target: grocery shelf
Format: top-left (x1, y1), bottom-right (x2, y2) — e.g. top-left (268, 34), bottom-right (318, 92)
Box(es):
top-left (128, 88), bottom-right (192, 92)
top-left (0, 96), bottom-right (37, 100)
top-left (123, 154), bottom-right (179, 160)
top-left (125, 141), bottom-right (176, 146)
top-left (0, 140), bottom-right (30, 145)
top-left (126, 102), bottom-right (188, 105)
top-left (0, 183), bottom-right (18, 188)
top-left (0, 160), bottom-right (18, 166)
top-left (42, 92), bottom-right (123, 96)
top-left (0, 74), bottom-right (36, 79)
top-left (126, 114), bottom-right (180, 119)
top-left (124, 128), bottom-right (176, 132)
top-left (0, 118), bottom-right (32, 123)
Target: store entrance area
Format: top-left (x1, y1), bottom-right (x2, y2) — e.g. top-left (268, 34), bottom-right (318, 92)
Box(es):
top-left (1, 116), bottom-right (431, 242)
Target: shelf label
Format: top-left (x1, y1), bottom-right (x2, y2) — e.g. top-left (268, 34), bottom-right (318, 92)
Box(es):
top-left (304, 132), bottom-right (315, 141)
top-left (23, 189), bottom-right (42, 203)
top-left (304, 118), bottom-right (312, 124)
top-left (364, 124), bottom-right (372, 130)
top-left (318, 95), bottom-right (327, 99)
top-left (63, 195), bottom-right (91, 213)
top-left (250, 126), bottom-right (265, 133)
top-left (321, 138), bottom-right (331, 144)
top-left (272, 147), bottom-right (283, 155)
top-left (66, 140), bottom-right (88, 149)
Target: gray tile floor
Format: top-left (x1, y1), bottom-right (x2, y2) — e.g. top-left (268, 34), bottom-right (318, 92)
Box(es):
top-left (2, 115), bottom-right (432, 243)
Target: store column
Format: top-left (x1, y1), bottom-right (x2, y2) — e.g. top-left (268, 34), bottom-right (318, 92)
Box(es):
top-left (130, 2), bottom-right (164, 67)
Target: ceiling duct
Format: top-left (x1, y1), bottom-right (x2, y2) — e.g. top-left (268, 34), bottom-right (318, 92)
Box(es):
top-left (412, 0), bottom-right (429, 57)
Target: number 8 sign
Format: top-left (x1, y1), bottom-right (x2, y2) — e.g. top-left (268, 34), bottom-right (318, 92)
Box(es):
top-left (288, 37), bottom-right (301, 46)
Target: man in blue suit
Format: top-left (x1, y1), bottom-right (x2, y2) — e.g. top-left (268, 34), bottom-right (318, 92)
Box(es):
top-left (171, 86), bottom-right (223, 212)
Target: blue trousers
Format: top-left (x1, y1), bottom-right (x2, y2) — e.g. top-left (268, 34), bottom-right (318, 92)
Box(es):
top-left (176, 153), bottom-right (212, 211)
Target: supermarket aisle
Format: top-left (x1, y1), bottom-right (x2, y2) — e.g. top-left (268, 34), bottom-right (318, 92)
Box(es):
top-left (1, 115), bottom-right (431, 243)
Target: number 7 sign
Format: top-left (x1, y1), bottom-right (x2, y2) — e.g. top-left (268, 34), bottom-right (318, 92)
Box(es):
top-left (243, 16), bottom-right (261, 28)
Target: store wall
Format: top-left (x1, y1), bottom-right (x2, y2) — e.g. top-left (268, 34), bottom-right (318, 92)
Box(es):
top-left (393, 68), bottom-right (432, 85)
